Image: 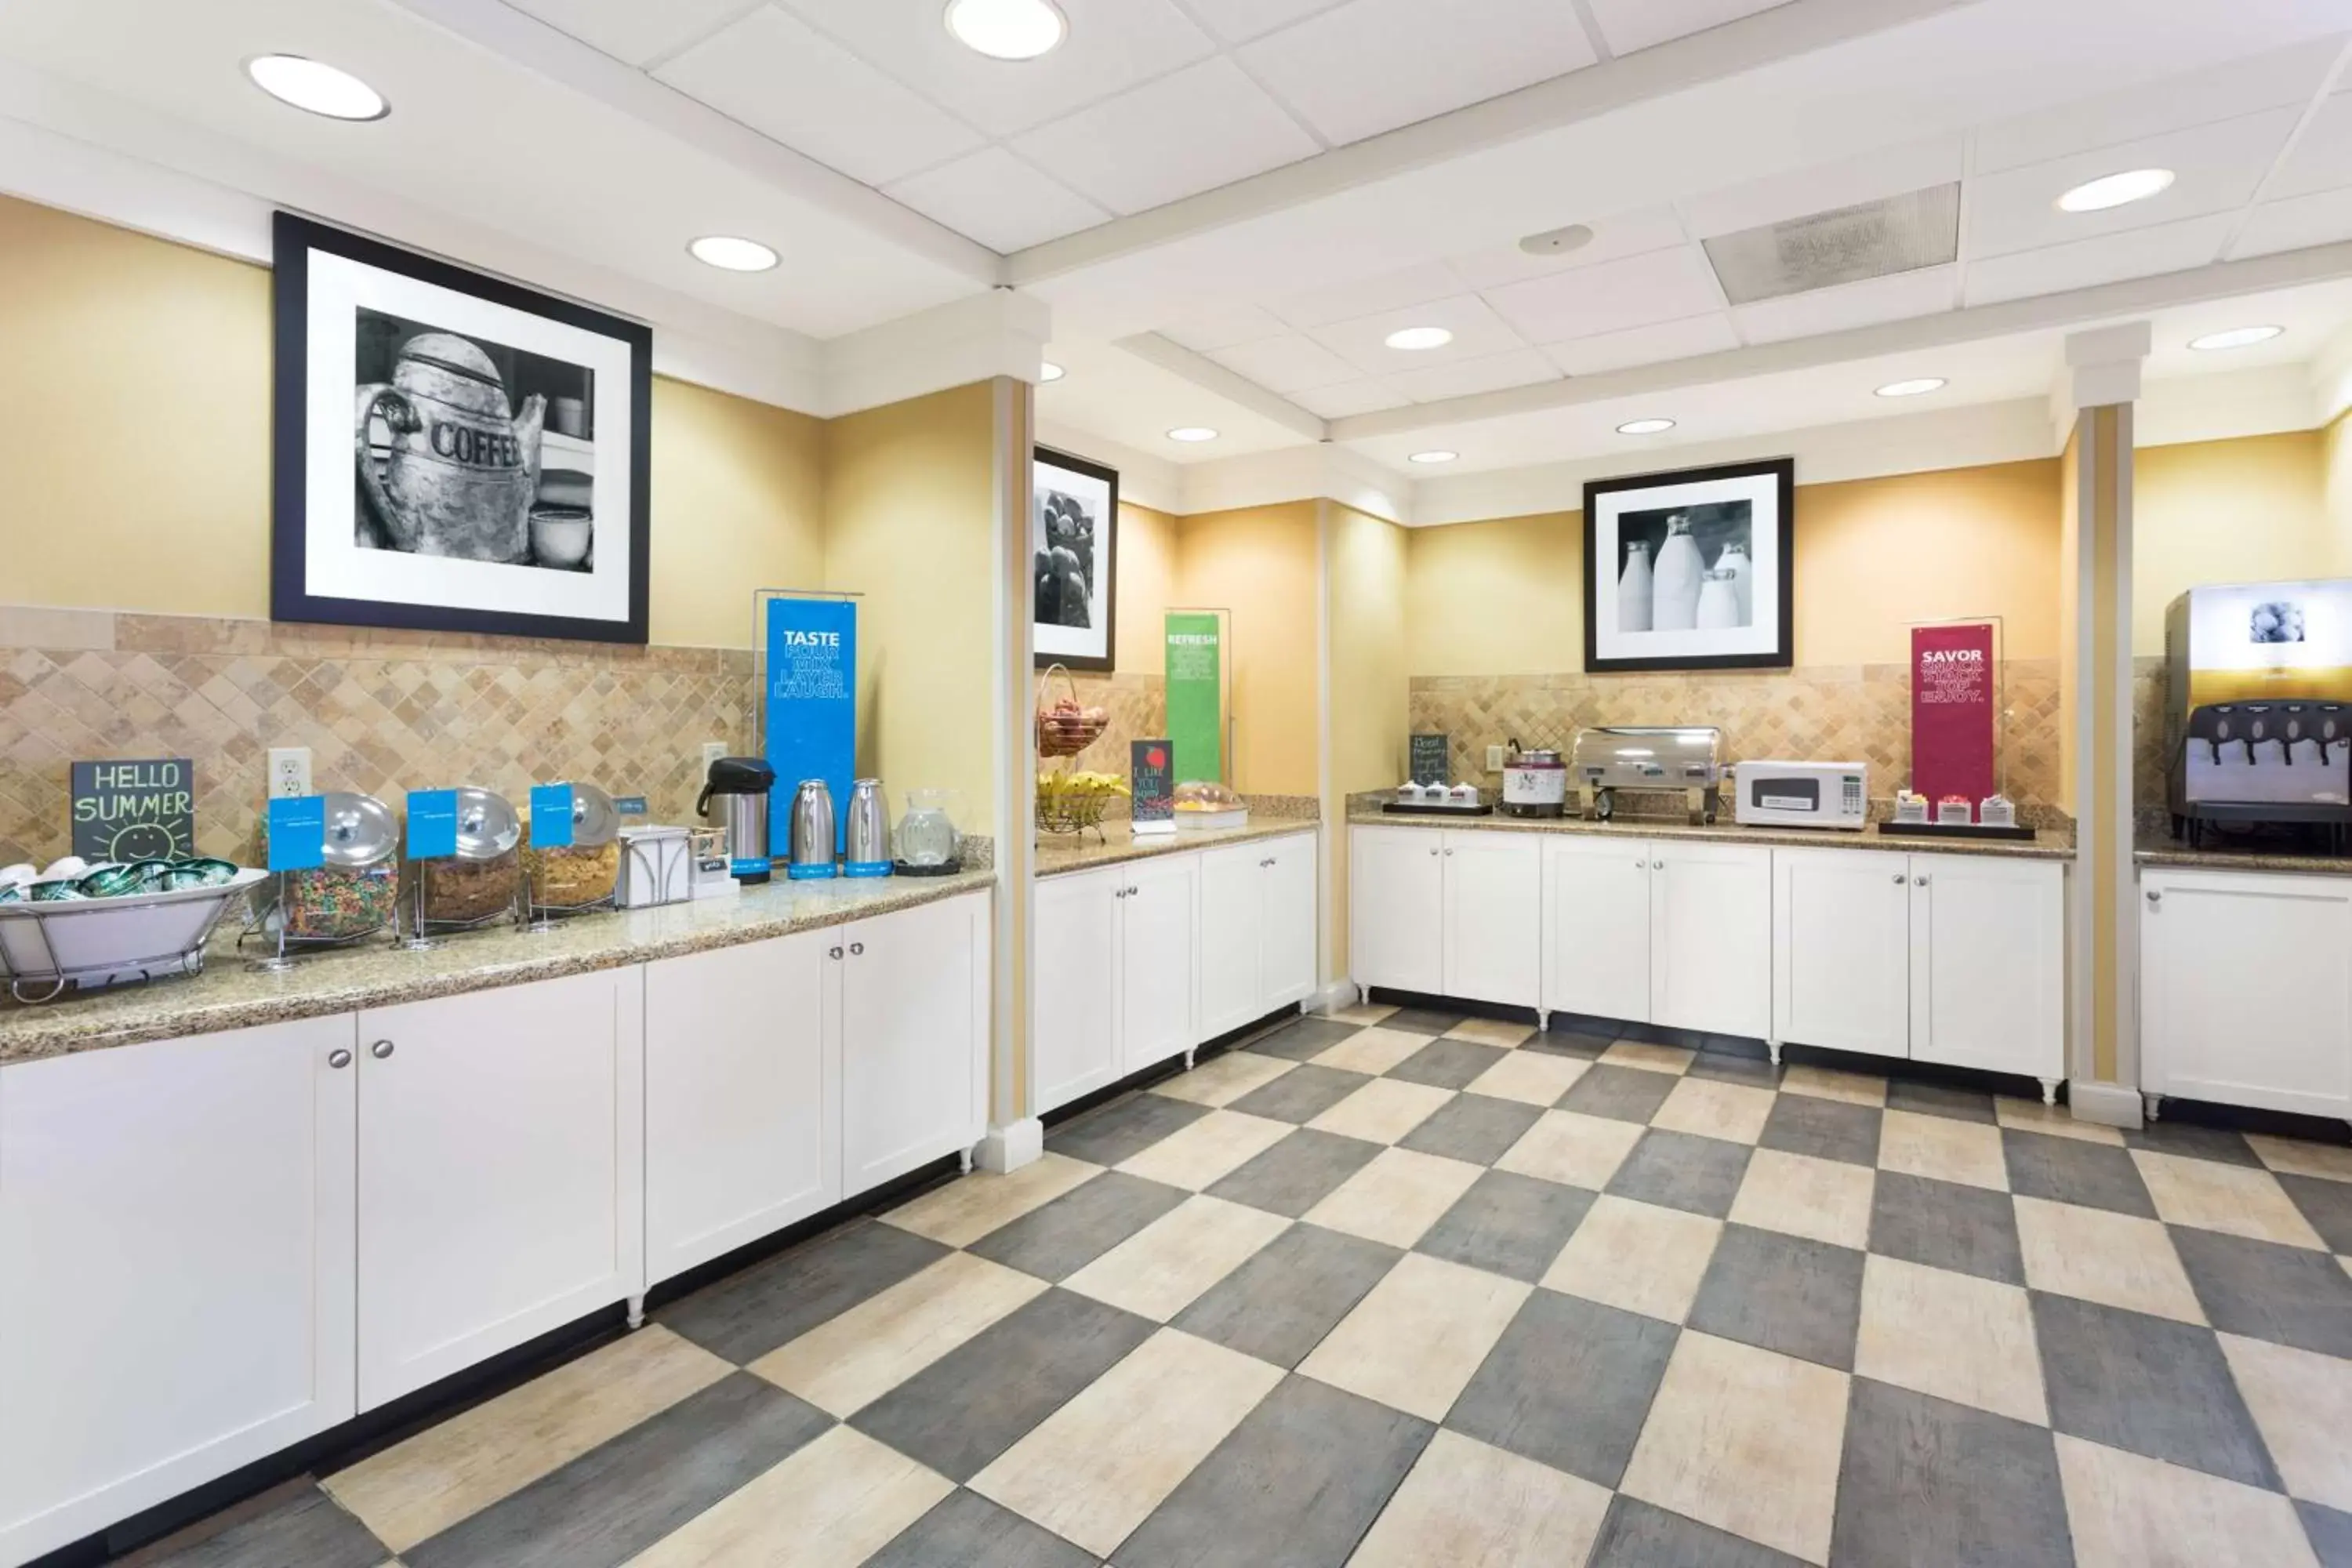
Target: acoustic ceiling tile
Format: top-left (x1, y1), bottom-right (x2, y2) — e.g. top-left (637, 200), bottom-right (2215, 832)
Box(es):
top-left (884, 148), bottom-right (1109, 252)
top-left (1581, 0), bottom-right (1795, 59)
top-left (1012, 57), bottom-right (1323, 214)
top-left (1542, 312), bottom-right (1744, 376)
top-left (1483, 245), bottom-right (1725, 345)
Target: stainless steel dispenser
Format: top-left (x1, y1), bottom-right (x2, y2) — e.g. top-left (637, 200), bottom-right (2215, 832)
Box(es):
top-left (844, 779), bottom-right (892, 878)
top-left (695, 757), bottom-right (776, 885)
top-left (787, 779), bottom-right (837, 880)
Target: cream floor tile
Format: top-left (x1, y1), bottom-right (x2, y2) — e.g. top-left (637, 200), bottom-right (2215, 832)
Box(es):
top-left (1853, 1254), bottom-right (2046, 1426)
top-left (1727, 1148), bottom-right (1875, 1252)
top-left (2220, 1333), bottom-right (2352, 1512)
top-left (1308, 1078), bottom-right (1456, 1144)
top-left (1781, 1064), bottom-right (1888, 1107)
top-left (2013, 1196), bottom-right (2205, 1325)
top-left (1599, 1040), bottom-right (1695, 1076)
top-left (1299, 1252), bottom-right (1530, 1422)
top-left (1878, 1109), bottom-right (2009, 1192)
top-left (1320, 1002), bottom-right (1399, 1026)
top-left (1653, 1078), bottom-right (1777, 1145)
top-left (749, 1253), bottom-right (1046, 1417)
top-left (972, 1328), bottom-right (1282, 1556)
top-left (2056, 1433), bottom-right (2319, 1568)
top-left (2132, 1150), bottom-right (2328, 1250)
top-left (1995, 1097), bottom-right (2125, 1146)
top-left (1445, 1017), bottom-right (1537, 1049)
top-left (1621, 1330), bottom-right (1849, 1566)
top-left (1312, 1025), bottom-right (1432, 1076)
top-left (1495, 1109), bottom-right (1646, 1192)
top-left (1116, 1109), bottom-right (1295, 1191)
top-left (622, 1425), bottom-right (949, 1568)
top-left (1542, 1193), bottom-right (1722, 1324)
top-left (325, 1326), bottom-right (733, 1552)
top-left (1348, 1429), bottom-right (1611, 1568)
top-left (1305, 1146), bottom-right (1486, 1248)
top-left (1063, 1195), bottom-right (1291, 1322)
top-left (2249, 1134), bottom-right (2352, 1184)
top-left (1152, 1050), bottom-right (1295, 1109)
top-left (1463, 1051), bottom-right (1589, 1108)
top-left (880, 1151), bottom-right (1099, 1247)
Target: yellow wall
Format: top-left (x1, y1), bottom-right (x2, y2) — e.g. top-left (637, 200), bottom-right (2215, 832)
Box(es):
top-left (2134, 430), bottom-right (2336, 654)
top-left (1112, 502), bottom-right (1179, 673)
top-left (1326, 502), bottom-right (1410, 978)
top-left (1406, 511), bottom-right (1581, 677)
top-left (651, 378), bottom-right (824, 646)
top-left (2060, 427), bottom-right (2082, 808)
top-left (1172, 501), bottom-right (1322, 795)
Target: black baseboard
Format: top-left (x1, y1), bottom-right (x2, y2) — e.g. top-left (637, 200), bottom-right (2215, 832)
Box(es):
top-left (1040, 1004), bottom-right (1304, 1131)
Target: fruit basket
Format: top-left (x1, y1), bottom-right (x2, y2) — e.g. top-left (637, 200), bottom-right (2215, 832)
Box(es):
top-left (1036, 769), bottom-right (1127, 838)
top-left (1035, 664), bottom-right (1109, 759)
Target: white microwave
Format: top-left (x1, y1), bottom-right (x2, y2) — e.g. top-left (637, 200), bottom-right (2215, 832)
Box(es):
top-left (1733, 760), bottom-right (1868, 830)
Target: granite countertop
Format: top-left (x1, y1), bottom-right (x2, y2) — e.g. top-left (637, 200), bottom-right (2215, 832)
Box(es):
top-left (1346, 808), bottom-right (2076, 862)
top-left (0, 870), bottom-right (995, 1064)
top-left (1034, 818), bottom-right (1319, 878)
top-left (2135, 839), bottom-right (2352, 874)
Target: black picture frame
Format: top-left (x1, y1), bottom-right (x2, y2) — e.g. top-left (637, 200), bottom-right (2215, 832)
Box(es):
top-left (270, 212), bottom-right (654, 644)
top-left (1033, 445), bottom-right (1120, 673)
top-left (1582, 456), bottom-right (1795, 673)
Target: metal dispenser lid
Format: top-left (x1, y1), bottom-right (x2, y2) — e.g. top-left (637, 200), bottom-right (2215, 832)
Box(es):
top-left (320, 792), bottom-right (398, 869)
top-left (452, 787), bottom-right (521, 861)
top-left (569, 782), bottom-right (619, 848)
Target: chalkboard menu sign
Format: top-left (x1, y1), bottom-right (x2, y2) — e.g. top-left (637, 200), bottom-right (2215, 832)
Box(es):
top-left (71, 758), bottom-right (195, 862)
top-left (1409, 733), bottom-right (1450, 786)
top-left (1131, 739), bottom-right (1174, 835)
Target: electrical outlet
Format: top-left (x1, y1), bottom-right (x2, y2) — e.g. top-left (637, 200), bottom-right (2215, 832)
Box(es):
top-left (700, 741), bottom-right (727, 775)
top-left (1485, 744), bottom-right (1508, 771)
top-left (267, 747), bottom-right (312, 799)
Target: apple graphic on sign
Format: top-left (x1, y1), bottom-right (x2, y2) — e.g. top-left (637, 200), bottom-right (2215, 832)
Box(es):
top-left (1147, 746), bottom-right (1167, 769)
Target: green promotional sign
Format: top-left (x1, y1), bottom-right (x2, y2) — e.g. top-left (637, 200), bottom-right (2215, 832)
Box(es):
top-left (1165, 612), bottom-right (1223, 785)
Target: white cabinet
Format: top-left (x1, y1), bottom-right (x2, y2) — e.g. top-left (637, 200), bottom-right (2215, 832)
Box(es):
top-left (644, 931), bottom-right (836, 1287)
top-left (2143, 867), bottom-right (2352, 1120)
top-left (1775, 848), bottom-right (1911, 1056)
top-left (1350, 826), bottom-right (1444, 997)
top-left (355, 968), bottom-right (642, 1410)
top-left (1543, 836), bottom-right (1653, 1025)
top-left (1120, 855), bottom-right (1200, 1074)
top-left (1034, 868), bottom-right (1123, 1112)
top-left (840, 892), bottom-right (990, 1196)
top-left (1352, 826), bottom-right (1539, 1010)
top-left (0, 1018), bottom-right (358, 1567)
top-left (1200, 831), bottom-right (1319, 1040)
top-left (1262, 833), bottom-right (1318, 1011)
top-left (1911, 853), bottom-right (2064, 1081)
top-left (1649, 840), bottom-right (1773, 1039)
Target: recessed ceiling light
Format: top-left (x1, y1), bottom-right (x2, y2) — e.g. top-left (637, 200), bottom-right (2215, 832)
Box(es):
top-left (2189, 325), bottom-right (2285, 352)
top-left (945, 0), bottom-right (1066, 60)
top-left (1616, 417), bottom-right (1675, 435)
top-left (245, 55), bottom-right (388, 121)
top-left (1408, 450), bottom-right (1458, 464)
top-left (1385, 325), bottom-right (1454, 351)
top-left (1039, 361), bottom-right (1065, 382)
top-left (688, 235), bottom-right (779, 272)
top-left (1167, 426), bottom-right (1218, 443)
top-left (1875, 377), bottom-right (1947, 397)
top-left (2056, 168), bottom-right (2175, 213)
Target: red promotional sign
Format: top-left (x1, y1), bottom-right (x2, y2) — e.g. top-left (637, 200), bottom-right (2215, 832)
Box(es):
top-left (1911, 622), bottom-right (1996, 814)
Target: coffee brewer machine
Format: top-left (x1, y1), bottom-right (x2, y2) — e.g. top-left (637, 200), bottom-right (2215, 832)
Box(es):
top-left (2165, 581), bottom-right (2352, 851)
top-left (696, 757), bottom-right (777, 884)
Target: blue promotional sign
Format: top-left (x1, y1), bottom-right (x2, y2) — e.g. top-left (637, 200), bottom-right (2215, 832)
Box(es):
top-left (765, 597), bottom-right (857, 858)
top-left (406, 789), bottom-right (459, 861)
top-left (265, 795), bottom-right (326, 872)
top-left (529, 784), bottom-right (575, 848)
top-left (612, 794), bottom-right (649, 817)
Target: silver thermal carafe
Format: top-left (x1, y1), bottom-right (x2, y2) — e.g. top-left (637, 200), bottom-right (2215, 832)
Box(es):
top-left (695, 757), bottom-right (777, 885)
top-left (787, 779), bottom-right (837, 880)
top-left (844, 779), bottom-right (893, 878)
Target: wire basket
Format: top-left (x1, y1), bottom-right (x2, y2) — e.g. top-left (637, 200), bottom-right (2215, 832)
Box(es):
top-left (1035, 663), bottom-right (1107, 759)
top-left (1036, 785), bottom-right (1115, 838)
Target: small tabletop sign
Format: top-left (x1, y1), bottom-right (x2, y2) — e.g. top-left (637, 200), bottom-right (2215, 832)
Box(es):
top-left (612, 794), bottom-right (649, 818)
top-left (265, 795), bottom-right (326, 873)
top-left (528, 784), bottom-right (576, 848)
top-left (406, 789), bottom-right (459, 861)
top-left (1131, 739), bottom-right (1175, 837)
top-left (1409, 734), bottom-right (1450, 786)
top-left (71, 757), bottom-right (195, 862)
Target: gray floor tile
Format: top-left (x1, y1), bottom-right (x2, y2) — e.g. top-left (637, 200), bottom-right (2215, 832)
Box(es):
top-left (1387, 1037), bottom-right (1508, 1091)
top-left (2002, 1129), bottom-right (2156, 1218)
top-left (2033, 1290), bottom-right (2280, 1490)
top-left (1114, 1375), bottom-right (1432, 1568)
top-left (1416, 1169), bottom-right (1597, 1283)
top-left (1588, 1496), bottom-right (1807, 1568)
top-left (657, 1218), bottom-right (950, 1364)
top-left (1868, 1171), bottom-right (2024, 1285)
top-left (1173, 1223), bottom-right (1403, 1369)
top-left (862, 1490), bottom-right (1098, 1568)
top-left (1249, 1015), bottom-right (1367, 1062)
top-left (1398, 1093), bottom-right (1544, 1167)
top-left (1687, 1044), bottom-right (1779, 1089)
top-left (850, 1288), bottom-right (1156, 1483)
top-left (1757, 1094), bottom-right (1882, 1167)
top-left (1886, 1080), bottom-right (1998, 1124)
top-left (405, 1373), bottom-right (829, 1568)
top-left (1528, 1026), bottom-right (1615, 1060)
top-left (966, 1171), bottom-right (1189, 1282)
top-left (2301, 1501), bottom-right (2352, 1568)
top-left (2124, 1120), bottom-right (2260, 1167)
top-left (1687, 1223), bottom-right (1865, 1371)
top-left (2281, 1172), bottom-right (2352, 1254)
top-left (1207, 1128), bottom-right (1385, 1218)
top-left (1229, 1063), bottom-right (1374, 1124)
top-left (2172, 1225), bottom-right (2352, 1359)
top-left (1046, 1093), bottom-right (1211, 1167)
top-left (1831, 1378), bottom-right (2071, 1568)
top-left (1381, 1007), bottom-right (1468, 1036)
top-left (1559, 1063), bottom-right (1679, 1124)
top-left (139, 1484), bottom-right (388, 1568)
top-left (1445, 1288), bottom-right (1678, 1487)
top-left (1606, 1129), bottom-right (1753, 1219)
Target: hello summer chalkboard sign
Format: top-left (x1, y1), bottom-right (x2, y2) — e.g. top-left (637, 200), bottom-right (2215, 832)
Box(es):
top-left (69, 758), bottom-right (196, 862)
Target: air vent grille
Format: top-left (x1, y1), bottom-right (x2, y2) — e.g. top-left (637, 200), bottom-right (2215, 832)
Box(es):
top-left (1701, 183), bottom-right (1960, 305)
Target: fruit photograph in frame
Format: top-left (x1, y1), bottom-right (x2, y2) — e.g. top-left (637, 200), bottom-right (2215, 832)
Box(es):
top-left (1033, 445), bottom-right (1119, 672)
top-left (1583, 456), bottom-right (1795, 673)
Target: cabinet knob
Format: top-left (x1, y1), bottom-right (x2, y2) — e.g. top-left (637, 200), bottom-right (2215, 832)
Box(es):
top-left (829, 945), bottom-right (844, 959)
top-left (1429, 848), bottom-right (1439, 856)
top-left (1893, 873), bottom-right (1907, 884)
top-left (1635, 858), bottom-right (1646, 869)
top-left (850, 941), bottom-right (865, 956)
top-left (1915, 875), bottom-right (1929, 887)
top-left (1652, 859), bottom-right (1664, 870)
top-left (327, 1047), bottom-right (353, 1069)
top-left (2147, 888), bottom-right (2161, 906)
top-left (369, 1040), bottom-right (394, 1060)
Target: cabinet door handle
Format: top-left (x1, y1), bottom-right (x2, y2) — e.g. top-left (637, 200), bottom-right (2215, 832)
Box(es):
top-left (850, 941), bottom-right (865, 956)
top-left (829, 945), bottom-right (844, 959)
top-left (369, 1040), bottom-right (394, 1060)
top-left (1652, 859), bottom-right (1664, 870)
top-left (1428, 848), bottom-right (1439, 856)
top-left (327, 1047), bottom-right (353, 1069)
top-left (1635, 858), bottom-right (1646, 869)
top-left (1914, 875), bottom-right (1929, 887)
top-left (1444, 848), bottom-right (1455, 857)
top-left (2147, 888), bottom-right (2161, 906)
top-left (1893, 873), bottom-right (1907, 884)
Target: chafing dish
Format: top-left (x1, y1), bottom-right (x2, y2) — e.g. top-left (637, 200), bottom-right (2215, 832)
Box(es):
top-left (1569, 726), bottom-right (1725, 824)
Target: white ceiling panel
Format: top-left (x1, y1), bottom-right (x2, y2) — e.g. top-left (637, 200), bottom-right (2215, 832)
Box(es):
top-left (1177, 0), bottom-right (1350, 45)
top-left (1162, 303), bottom-right (1294, 351)
top-left (1484, 245), bottom-right (1725, 345)
top-left (1971, 38), bottom-right (2337, 176)
top-left (1582, 0), bottom-right (1795, 60)
top-left (1269, 261), bottom-right (1469, 329)
top-left (1206, 333), bottom-right (1364, 393)
top-left (1238, 0), bottom-right (1598, 147)
top-left (1542, 311), bottom-right (1743, 376)
top-left (1392, 348), bottom-right (1557, 402)
top-left (657, 7), bottom-right (983, 187)
top-left (1012, 57), bottom-right (1320, 214)
top-left (1446, 205), bottom-right (1690, 291)
top-left (1732, 264), bottom-right (1958, 344)
top-left (1292, 378), bottom-right (1412, 418)
top-left (504, 0), bottom-right (757, 67)
top-left (2231, 185), bottom-right (2352, 260)
top-left (1962, 212), bottom-right (2234, 306)
top-left (1675, 136), bottom-right (1965, 241)
top-left (1037, 337), bottom-right (1309, 460)
top-left (2268, 91), bottom-right (2352, 200)
top-left (778, 0), bottom-right (1215, 138)
top-left (1965, 107), bottom-right (2299, 258)
top-left (884, 147), bottom-right (1107, 251)
top-left (1308, 293), bottom-right (1530, 375)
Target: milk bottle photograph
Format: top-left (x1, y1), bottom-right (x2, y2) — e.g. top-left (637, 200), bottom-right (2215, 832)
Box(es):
top-left (1716, 539), bottom-right (1754, 622)
top-left (1582, 456), bottom-right (1788, 673)
top-left (1617, 540), bottom-right (1654, 632)
top-left (1650, 515), bottom-right (1705, 630)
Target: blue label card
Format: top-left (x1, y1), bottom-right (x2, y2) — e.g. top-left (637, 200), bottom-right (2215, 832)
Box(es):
top-left (613, 795), bottom-right (649, 817)
top-left (266, 795), bottom-right (326, 872)
top-left (406, 789), bottom-right (459, 861)
top-left (529, 784), bottom-right (575, 848)
top-left (765, 597), bottom-right (857, 858)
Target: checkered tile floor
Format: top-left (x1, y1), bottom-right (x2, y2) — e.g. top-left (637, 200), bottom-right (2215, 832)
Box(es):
top-left (138, 1005), bottom-right (2352, 1568)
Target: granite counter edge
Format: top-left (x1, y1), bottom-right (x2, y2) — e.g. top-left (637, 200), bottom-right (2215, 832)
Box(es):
top-left (1342, 811), bottom-right (2076, 862)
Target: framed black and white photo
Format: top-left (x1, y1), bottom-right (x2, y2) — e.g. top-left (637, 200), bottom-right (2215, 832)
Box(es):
top-left (271, 212), bottom-right (653, 644)
top-left (1033, 446), bottom-right (1119, 671)
top-left (1583, 457), bottom-right (1795, 673)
